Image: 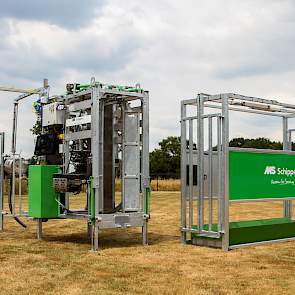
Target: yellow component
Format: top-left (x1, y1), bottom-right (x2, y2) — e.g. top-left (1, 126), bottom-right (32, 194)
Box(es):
top-left (57, 133), bottom-right (64, 140)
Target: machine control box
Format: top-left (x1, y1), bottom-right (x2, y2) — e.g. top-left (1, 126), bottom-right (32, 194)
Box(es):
top-left (28, 165), bottom-right (61, 218)
top-left (42, 102), bottom-right (65, 127)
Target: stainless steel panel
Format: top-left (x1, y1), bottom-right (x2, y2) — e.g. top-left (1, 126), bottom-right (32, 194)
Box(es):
top-left (122, 111), bottom-right (140, 211)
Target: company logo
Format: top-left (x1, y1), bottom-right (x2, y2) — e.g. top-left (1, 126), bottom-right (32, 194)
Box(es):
top-left (264, 166), bottom-right (276, 175)
top-left (264, 166), bottom-right (295, 176)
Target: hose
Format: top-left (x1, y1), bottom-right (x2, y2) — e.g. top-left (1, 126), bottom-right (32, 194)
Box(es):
top-left (8, 176), bottom-right (27, 228)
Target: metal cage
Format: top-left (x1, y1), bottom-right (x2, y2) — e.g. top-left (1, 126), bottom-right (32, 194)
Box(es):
top-left (181, 93), bottom-right (295, 250)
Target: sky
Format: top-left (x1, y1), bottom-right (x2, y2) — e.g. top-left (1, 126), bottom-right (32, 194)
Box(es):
top-left (1, 0), bottom-right (295, 157)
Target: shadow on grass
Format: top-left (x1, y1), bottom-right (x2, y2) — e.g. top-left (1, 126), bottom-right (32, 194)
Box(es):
top-left (41, 231), bottom-right (179, 249)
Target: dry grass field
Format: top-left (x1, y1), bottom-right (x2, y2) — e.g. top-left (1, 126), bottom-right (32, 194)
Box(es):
top-left (1, 191), bottom-right (295, 295)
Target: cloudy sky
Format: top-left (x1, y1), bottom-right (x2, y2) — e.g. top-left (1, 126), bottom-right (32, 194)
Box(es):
top-left (0, 0), bottom-right (295, 157)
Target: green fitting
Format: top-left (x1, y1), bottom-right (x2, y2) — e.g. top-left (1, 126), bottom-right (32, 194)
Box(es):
top-left (145, 188), bottom-right (150, 216)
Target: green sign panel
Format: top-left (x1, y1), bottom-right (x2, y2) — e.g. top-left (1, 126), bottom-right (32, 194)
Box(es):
top-left (229, 150), bottom-right (295, 200)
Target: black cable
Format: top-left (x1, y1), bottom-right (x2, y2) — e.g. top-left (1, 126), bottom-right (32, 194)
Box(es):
top-left (8, 176), bottom-right (27, 228)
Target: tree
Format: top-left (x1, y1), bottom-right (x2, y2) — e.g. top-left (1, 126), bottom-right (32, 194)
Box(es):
top-left (229, 137), bottom-right (283, 150)
top-left (150, 136), bottom-right (181, 178)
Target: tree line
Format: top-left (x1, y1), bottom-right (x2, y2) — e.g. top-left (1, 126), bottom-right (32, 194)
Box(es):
top-left (150, 136), bottom-right (291, 179)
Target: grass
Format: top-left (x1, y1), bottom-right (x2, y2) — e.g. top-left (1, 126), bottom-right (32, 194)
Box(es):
top-left (1, 192), bottom-right (295, 294)
top-left (115, 178), bottom-right (180, 191)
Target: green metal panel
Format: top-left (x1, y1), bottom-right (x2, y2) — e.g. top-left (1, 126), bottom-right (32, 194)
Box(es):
top-left (229, 150), bottom-right (295, 200)
top-left (191, 218), bottom-right (295, 245)
top-left (229, 218), bottom-right (295, 245)
top-left (28, 165), bottom-right (61, 218)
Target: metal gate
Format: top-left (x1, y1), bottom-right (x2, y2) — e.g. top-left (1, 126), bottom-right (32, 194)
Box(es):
top-left (181, 95), bottom-right (229, 249)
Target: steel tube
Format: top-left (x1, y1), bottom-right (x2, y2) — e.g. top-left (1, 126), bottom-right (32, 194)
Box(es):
top-left (208, 117), bottom-right (213, 231)
top-left (221, 95), bottom-right (230, 251)
top-left (180, 102), bottom-right (187, 243)
top-left (197, 95), bottom-right (204, 233)
top-left (217, 116), bottom-right (222, 232)
top-left (188, 119), bottom-right (194, 229)
top-left (19, 156), bottom-right (22, 215)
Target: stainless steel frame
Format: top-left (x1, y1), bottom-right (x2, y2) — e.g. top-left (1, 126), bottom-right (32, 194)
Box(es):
top-left (181, 93), bottom-right (295, 250)
top-left (43, 79), bottom-right (150, 250)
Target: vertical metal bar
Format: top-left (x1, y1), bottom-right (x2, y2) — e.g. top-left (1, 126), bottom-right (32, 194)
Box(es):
top-left (188, 119), bottom-right (194, 229)
top-left (283, 117), bottom-right (292, 218)
top-left (197, 95), bottom-right (204, 233)
top-left (37, 219), bottom-right (42, 240)
top-left (141, 91), bottom-right (149, 245)
top-left (0, 132), bottom-right (4, 231)
top-left (91, 84), bottom-right (100, 250)
top-left (99, 100), bottom-right (104, 212)
top-left (63, 104), bottom-right (70, 210)
top-left (288, 130), bottom-right (292, 151)
top-left (11, 102), bottom-right (18, 217)
top-left (19, 155), bottom-right (22, 215)
top-left (91, 85), bottom-right (100, 216)
top-left (121, 102), bottom-right (126, 213)
top-left (221, 95), bottom-right (230, 251)
top-left (217, 116), bottom-right (222, 232)
top-left (208, 117), bottom-right (213, 231)
top-left (180, 101), bottom-right (187, 243)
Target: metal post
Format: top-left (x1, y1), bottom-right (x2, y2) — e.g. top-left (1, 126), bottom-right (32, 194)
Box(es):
top-left (180, 101), bottom-right (187, 243)
top-left (141, 91), bottom-right (149, 245)
top-left (208, 117), bottom-right (213, 231)
top-left (37, 219), bottom-right (42, 240)
top-left (0, 133), bottom-right (4, 231)
top-left (283, 117), bottom-right (292, 218)
top-left (91, 84), bottom-right (101, 250)
top-left (221, 95), bottom-right (230, 251)
top-left (217, 116), bottom-right (222, 232)
top-left (197, 95), bottom-right (204, 233)
top-left (19, 155), bottom-right (22, 215)
top-left (188, 120), bottom-right (194, 230)
top-left (11, 102), bottom-right (18, 217)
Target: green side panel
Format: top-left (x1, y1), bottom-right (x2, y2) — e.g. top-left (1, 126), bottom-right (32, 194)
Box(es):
top-left (229, 150), bottom-right (295, 200)
top-left (28, 165), bottom-right (61, 218)
top-left (191, 218), bottom-right (295, 245)
top-left (229, 218), bottom-right (295, 245)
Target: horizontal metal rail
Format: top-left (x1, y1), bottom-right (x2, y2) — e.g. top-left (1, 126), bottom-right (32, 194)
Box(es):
top-left (182, 113), bottom-right (222, 121)
top-left (229, 237), bottom-right (295, 249)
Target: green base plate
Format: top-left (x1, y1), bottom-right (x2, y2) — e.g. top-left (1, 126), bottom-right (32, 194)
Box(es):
top-left (192, 218), bottom-right (295, 246)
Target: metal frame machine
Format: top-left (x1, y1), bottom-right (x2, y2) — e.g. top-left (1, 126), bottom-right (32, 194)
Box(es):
top-left (181, 93), bottom-right (295, 250)
top-left (0, 78), bottom-right (150, 251)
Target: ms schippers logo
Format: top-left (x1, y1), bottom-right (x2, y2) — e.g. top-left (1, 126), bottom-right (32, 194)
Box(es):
top-left (264, 166), bottom-right (276, 175)
top-left (264, 165), bottom-right (295, 186)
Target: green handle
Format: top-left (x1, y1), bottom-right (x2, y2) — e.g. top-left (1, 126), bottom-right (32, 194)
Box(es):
top-left (145, 188), bottom-right (150, 216)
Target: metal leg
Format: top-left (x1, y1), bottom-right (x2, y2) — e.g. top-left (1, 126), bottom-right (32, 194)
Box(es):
top-left (142, 221), bottom-right (148, 245)
top-left (37, 219), bottom-right (42, 240)
top-left (87, 222), bottom-right (92, 239)
top-left (91, 220), bottom-right (100, 251)
top-left (180, 102), bottom-right (187, 244)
